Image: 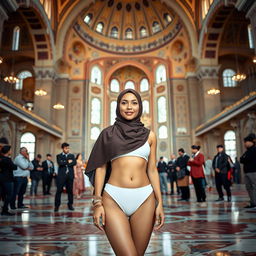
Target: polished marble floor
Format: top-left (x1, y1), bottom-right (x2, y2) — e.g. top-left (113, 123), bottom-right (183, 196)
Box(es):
top-left (0, 184), bottom-right (256, 256)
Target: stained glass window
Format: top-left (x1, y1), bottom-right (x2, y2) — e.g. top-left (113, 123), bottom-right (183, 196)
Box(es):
top-left (157, 96), bottom-right (167, 123)
top-left (223, 69), bottom-right (236, 87)
top-left (156, 65), bottom-right (167, 83)
top-left (125, 80), bottom-right (135, 89)
top-left (140, 78), bottom-right (149, 92)
top-left (91, 127), bottom-right (100, 140)
top-left (110, 79), bottom-right (120, 92)
top-left (91, 98), bottom-right (101, 124)
top-left (110, 101), bottom-right (117, 125)
top-left (20, 132), bottom-right (36, 160)
top-left (12, 26), bottom-right (20, 51)
top-left (224, 130), bottom-right (237, 162)
top-left (159, 125), bottom-right (168, 139)
top-left (91, 66), bottom-right (102, 85)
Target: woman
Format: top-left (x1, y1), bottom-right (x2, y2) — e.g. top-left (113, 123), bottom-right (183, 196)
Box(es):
top-left (73, 153), bottom-right (85, 199)
top-left (0, 145), bottom-right (17, 215)
top-left (188, 145), bottom-right (206, 204)
top-left (176, 148), bottom-right (190, 201)
top-left (85, 89), bottom-right (164, 256)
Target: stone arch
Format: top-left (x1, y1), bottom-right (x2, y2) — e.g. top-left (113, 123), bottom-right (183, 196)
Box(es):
top-left (17, 0), bottom-right (55, 63)
top-left (199, 0), bottom-right (239, 59)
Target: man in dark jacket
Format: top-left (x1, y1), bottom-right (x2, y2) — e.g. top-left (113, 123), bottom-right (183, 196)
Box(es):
top-left (42, 154), bottom-right (55, 195)
top-left (167, 154), bottom-right (179, 195)
top-left (31, 154), bottom-right (43, 196)
top-left (212, 145), bottom-right (232, 202)
top-left (157, 156), bottom-right (168, 194)
top-left (0, 145), bottom-right (17, 215)
top-left (54, 142), bottom-right (77, 212)
top-left (240, 134), bottom-right (256, 208)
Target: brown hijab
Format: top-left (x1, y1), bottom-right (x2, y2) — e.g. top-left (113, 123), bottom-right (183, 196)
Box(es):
top-left (85, 89), bottom-right (150, 187)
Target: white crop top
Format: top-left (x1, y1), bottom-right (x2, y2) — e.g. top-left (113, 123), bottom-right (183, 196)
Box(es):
top-left (111, 141), bottom-right (150, 162)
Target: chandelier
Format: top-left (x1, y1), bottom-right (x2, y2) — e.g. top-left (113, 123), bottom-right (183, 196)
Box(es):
top-left (4, 72), bottom-right (19, 84)
top-left (0, 56), bottom-right (3, 64)
top-left (232, 73), bottom-right (246, 82)
top-left (53, 103), bottom-right (65, 110)
top-left (253, 56), bottom-right (256, 63)
top-left (207, 88), bottom-right (220, 95)
top-left (35, 89), bottom-right (47, 96)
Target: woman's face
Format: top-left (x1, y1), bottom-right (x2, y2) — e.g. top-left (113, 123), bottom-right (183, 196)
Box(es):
top-left (119, 92), bottom-right (140, 120)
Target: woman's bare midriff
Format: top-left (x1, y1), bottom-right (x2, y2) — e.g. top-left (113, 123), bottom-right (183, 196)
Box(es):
top-left (108, 156), bottom-right (150, 188)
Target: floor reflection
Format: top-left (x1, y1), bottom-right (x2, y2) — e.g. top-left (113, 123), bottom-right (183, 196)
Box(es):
top-left (0, 184), bottom-right (256, 255)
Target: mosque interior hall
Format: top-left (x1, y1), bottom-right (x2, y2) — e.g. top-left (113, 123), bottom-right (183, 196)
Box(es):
top-left (0, 0), bottom-right (256, 255)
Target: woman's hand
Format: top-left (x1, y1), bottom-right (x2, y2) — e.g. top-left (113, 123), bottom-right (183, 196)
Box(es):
top-left (93, 206), bottom-right (105, 231)
top-left (154, 204), bottom-right (164, 231)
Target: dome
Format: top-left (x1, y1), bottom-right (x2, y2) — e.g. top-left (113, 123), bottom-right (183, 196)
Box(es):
top-left (74, 0), bottom-right (182, 54)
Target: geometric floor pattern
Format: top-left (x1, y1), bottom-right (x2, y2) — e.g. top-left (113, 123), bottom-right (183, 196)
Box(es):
top-left (1, 184), bottom-right (256, 255)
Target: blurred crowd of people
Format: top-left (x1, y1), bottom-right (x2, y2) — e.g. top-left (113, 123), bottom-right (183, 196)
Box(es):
top-left (0, 132), bottom-right (255, 216)
top-left (157, 133), bottom-right (256, 208)
top-left (0, 138), bottom-right (92, 216)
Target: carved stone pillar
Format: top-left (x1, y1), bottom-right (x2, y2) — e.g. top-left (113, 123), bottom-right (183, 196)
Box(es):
top-left (15, 122), bottom-right (27, 154)
top-left (230, 120), bottom-right (242, 159)
top-left (0, 114), bottom-right (11, 143)
top-left (196, 65), bottom-right (221, 122)
top-left (33, 66), bottom-right (56, 122)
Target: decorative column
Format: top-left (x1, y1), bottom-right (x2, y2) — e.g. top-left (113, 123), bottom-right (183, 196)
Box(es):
top-left (15, 121), bottom-right (27, 155)
top-left (33, 66), bottom-right (56, 122)
top-left (196, 65), bottom-right (221, 122)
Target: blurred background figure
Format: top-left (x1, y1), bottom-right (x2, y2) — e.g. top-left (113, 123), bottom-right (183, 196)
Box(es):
top-left (11, 147), bottom-right (33, 209)
top-left (240, 134), bottom-right (256, 208)
top-left (233, 157), bottom-right (241, 184)
top-left (42, 154), bottom-right (55, 195)
top-left (73, 153), bottom-right (85, 199)
top-left (176, 148), bottom-right (190, 201)
top-left (188, 145), bottom-right (206, 205)
top-left (83, 160), bottom-right (93, 193)
top-left (157, 156), bottom-right (168, 195)
top-left (31, 154), bottom-right (43, 196)
top-left (0, 145), bottom-right (17, 215)
top-left (204, 156), bottom-right (214, 191)
top-left (167, 154), bottom-right (179, 195)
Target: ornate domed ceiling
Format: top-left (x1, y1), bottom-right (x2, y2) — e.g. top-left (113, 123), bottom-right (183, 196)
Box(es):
top-left (73, 0), bottom-right (182, 54)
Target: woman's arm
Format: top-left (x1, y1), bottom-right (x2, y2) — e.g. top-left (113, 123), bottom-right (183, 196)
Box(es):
top-left (147, 131), bottom-right (164, 230)
top-left (93, 164), bottom-right (107, 231)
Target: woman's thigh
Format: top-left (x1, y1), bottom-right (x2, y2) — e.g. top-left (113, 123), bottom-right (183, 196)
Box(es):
top-left (102, 191), bottom-right (138, 256)
top-left (129, 193), bottom-right (156, 256)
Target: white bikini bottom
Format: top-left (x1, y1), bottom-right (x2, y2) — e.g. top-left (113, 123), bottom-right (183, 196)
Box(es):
top-left (104, 183), bottom-right (153, 217)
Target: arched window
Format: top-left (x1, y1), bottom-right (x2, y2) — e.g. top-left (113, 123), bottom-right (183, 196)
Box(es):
top-left (164, 13), bottom-right (172, 25)
top-left (125, 28), bottom-right (133, 39)
top-left (90, 66), bottom-right (102, 85)
top-left (156, 64), bottom-right (167, 83)
top-left (224, 130), bottom-right (237, 162)
top-left (157, 96), bottom-right (167, 123)
top-left (12, 26), bottom-right (20, 51)
top-left (152, 21), bottom-right (161, 34)
top-left (20, 132), bottom-right (36, 160)
top-left (125, 80), bottom-right (135, 89)
top-left (96, 22), bottom-right (104, 33)
top-left (159, 125), bottom-right (168, 139)
top-left (110, 79), bottom-right (120, 92)
top-left (15, 71), bottom-right (32, 90)
top-left (140, 78), bottom-right (149, 92)
top-left (110, 101), bottom-right (117, 125)
top-left (84, 14), bottom-right (93, 24)
top-left (222, 69), bottom-right (237, 87)
top-left (110, 27), bottom-right (118, 38)
top-left (248, 24), bottom-right (254, 49)
top-left (91, 127), bottom-right (100, 140)
top-left (91, 98), bottom-right (101, 124)
top-left (140, 27), bottom-right (147, 38)
top-left (142, 100), bottom-right (149, 114)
